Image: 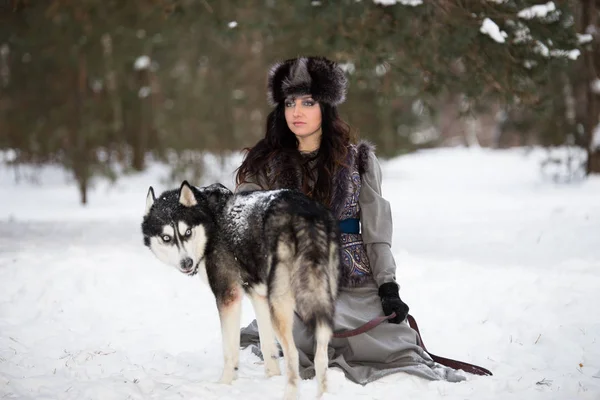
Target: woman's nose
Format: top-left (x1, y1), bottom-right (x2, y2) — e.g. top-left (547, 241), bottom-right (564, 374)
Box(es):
top-left (293, 104), bottom-right (302, 117)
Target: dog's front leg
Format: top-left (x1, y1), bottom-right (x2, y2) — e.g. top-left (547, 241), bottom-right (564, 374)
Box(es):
top-left (217, 285), bottom-right (243, 384)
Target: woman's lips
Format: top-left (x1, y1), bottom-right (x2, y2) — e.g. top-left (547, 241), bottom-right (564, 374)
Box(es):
top-left (293, 122), bottom-right (305, 126)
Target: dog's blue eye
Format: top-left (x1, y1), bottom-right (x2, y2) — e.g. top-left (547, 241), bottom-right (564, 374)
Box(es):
top-left (185, 229), bottom-right (192, 237)
top-left (162, 235), bottom-right (171, 242)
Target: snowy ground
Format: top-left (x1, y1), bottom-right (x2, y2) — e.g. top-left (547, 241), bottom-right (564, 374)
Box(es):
top-left (0, 147), bottom-right (599, 400)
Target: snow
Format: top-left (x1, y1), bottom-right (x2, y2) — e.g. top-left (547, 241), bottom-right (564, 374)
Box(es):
top-left (1, 147), bottom-right (600, 399)
top-left (557, 49), bottom-right (581, 60)
top-left (224, 190), bottom-right (280, 246)
top-left (578, 33), bottom-right (594, 44)
top-left (534, 41), bottom-right (580, 60)
top-left (138, 86), bottom-right (151, 98)
top-left (375, 63), bottom-right (388, 76)
top-left (480, 18), bottom-right (508, 44)
top-left (518, 2), bottom-right (556, 20)
top-left (373, 0), bottom-right (422, 6)
top-left (592, 124), bottom-right (600, 150)
top-left (513, 21), bottom-right (533, 44)
top-left (338, 62), bottom-right (356, 75)
top-left (133, 55), bottom-right (151, 71)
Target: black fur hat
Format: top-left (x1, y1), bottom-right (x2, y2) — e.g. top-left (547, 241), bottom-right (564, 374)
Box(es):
top-left (267, 56), bottom-right (348, 107)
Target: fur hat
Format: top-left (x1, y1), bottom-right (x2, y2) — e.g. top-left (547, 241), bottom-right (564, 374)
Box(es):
top-left (267, 56), bottom-right (348, 107)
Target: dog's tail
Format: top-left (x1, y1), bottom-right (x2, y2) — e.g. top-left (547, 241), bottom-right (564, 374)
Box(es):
top-left (288, 216), bottom-right (340, 333)
top-left (265, 206), bottom-right (339, 396)
top-left (290, 216), bottom-right (338, 395)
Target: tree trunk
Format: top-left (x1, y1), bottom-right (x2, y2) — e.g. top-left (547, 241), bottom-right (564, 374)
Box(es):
top-left (78, 176), bottom-right (88, 205)
top-left (101, 33), bottom-right (123, 140)
top-left (74, 51), bottom-right (89, 205)
top-left (581, 0), bottom-right (600, 173)
top-left (589, 148), bottom-right (600, 172)
top-left (133, 64), bottom-right (150, 171)
top-left (0, 43), bottom-right (9, 87)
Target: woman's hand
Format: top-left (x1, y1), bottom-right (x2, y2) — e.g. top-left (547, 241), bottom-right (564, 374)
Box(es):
top-left (378, 282), bottom-right (410, 323)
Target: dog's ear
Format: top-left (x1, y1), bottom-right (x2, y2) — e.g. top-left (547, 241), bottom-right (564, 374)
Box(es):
top-left (205, 182), bottom-right (231, 194)
top-left (145, 186), bottom-right (156, 216)
top-left (179, 180), bottom-right (198, 207)
top-left (200, 183), bottom-right (232, 211)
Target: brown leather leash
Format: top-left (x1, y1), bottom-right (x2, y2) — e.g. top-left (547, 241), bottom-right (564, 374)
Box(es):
top-left (333, 312), bottom-right (493, 376)
top-left (332, 313), bottom-right (394, 339)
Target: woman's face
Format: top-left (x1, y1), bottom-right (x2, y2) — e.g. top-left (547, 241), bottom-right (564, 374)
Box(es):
top-left (284, 95), bottom-right (322, 140)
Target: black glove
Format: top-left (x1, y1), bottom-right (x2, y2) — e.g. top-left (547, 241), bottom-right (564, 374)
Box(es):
top-left (378, 282), bottom-right (409, 324)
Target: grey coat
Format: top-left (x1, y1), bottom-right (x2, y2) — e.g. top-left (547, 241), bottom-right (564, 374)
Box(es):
top-left (236, 147), bottom-right (465, 385)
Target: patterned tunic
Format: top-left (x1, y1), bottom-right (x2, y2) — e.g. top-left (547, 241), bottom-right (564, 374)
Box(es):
top-left (336, 147), bottom-right (372, 287)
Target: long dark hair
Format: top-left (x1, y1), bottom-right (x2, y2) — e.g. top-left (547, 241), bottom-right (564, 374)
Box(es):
top-left (235, 102), bottom-right (354, 207)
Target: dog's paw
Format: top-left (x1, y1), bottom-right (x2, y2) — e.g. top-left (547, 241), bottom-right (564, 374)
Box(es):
top-left (282, 383), bottom-right (298, 400)
top-left (265, 358), bottom-right (281, 377)
top-left (218, 368), bottom-right (237, 384)
top-left (316, 379), bottom-right (328, 398)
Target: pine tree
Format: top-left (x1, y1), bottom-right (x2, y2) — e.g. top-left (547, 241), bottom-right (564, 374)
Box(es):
top-left (1, 0), bottom-right (593, 206)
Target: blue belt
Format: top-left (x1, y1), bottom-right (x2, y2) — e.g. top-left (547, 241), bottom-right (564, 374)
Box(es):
top-left (338, 218), bottom-right (360, 234)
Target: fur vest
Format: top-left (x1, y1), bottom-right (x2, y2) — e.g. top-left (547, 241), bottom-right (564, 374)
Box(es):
top-left (263, 140), bottom-right (374, 287)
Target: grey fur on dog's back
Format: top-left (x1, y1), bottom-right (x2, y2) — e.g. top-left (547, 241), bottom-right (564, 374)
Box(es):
top-left (222, 189), bottom-right (341, 330)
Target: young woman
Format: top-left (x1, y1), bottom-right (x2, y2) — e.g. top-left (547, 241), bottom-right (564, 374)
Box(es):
top-left (235, 56), bottom-right (465, 384)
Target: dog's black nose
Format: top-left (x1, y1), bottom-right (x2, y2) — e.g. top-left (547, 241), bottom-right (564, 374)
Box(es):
top-left (181, 258), bottom-right (194, 271)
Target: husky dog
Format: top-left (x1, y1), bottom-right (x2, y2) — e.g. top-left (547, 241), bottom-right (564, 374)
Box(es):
top-left (142, 181), bottom-right (341, 399)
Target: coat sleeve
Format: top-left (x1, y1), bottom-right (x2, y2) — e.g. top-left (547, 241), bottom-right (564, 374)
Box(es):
top-left (234, 172), bottom-right (268, 193)
top-left (235, 181), bottom-right (263, 193)
top-left (359, 151), bottom-right (399, 288)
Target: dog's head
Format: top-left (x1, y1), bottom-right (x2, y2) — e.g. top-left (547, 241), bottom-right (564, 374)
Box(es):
top-left (141, 181), bottom-right (231, 276)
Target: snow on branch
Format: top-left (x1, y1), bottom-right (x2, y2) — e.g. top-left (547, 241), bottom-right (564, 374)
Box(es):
top-left (373, 0), bottom-right (423, 6)
top-left (134, 55), bottom-right (151, 70)
top-left (477, 4), bottom-right (579, 61)
top-left (480, 18), bottom-right (508, 43)
top-left (339, 62), bottom-right (356, 74)
top-left (534, 41), bottom-right (580, 60)
top-left (591, 79), bottom-right (600, 94)
top-left (518, 2), bottom-right (556, 20)
top-left (593, 123), bottom-right (600, 151)
top-left (578, 33), bottom-right (593, 44)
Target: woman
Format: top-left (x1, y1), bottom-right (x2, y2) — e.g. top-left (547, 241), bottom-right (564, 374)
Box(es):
top-left (235, 56), bottom-right (465, 385)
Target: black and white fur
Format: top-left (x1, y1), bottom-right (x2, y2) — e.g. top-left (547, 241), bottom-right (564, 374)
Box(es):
top-left (267, 56), bottom-right (348, 107)
top-left (142, 181), bottom-right (341, 399)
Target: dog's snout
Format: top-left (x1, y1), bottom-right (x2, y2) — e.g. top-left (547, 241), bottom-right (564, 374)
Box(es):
top-left (181, 258), bottom-right (194, 271)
